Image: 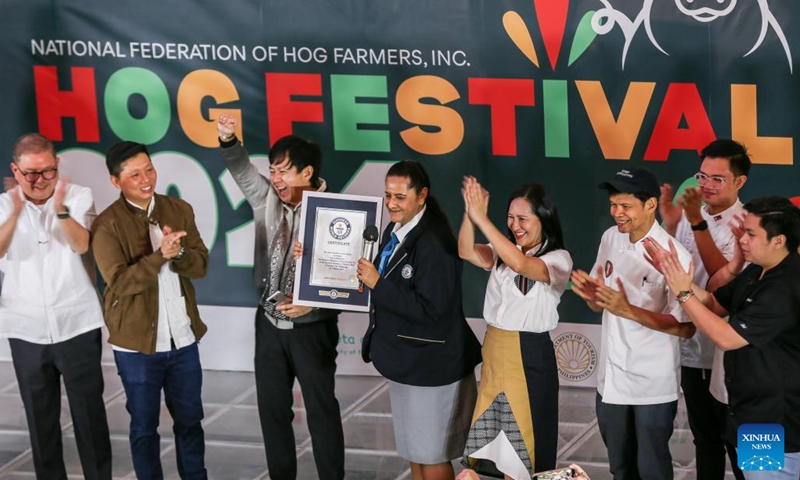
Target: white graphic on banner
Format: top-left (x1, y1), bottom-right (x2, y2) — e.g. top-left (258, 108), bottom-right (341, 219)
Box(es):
top-left (593, 0), bottom-right (793, 72)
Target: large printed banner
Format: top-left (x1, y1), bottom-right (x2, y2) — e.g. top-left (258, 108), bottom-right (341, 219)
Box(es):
top-left (1, 0), bottom-right (799, 373)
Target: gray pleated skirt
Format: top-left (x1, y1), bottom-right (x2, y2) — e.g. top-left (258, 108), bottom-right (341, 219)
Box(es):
top-left (388, 373), bottom-right (478, 464)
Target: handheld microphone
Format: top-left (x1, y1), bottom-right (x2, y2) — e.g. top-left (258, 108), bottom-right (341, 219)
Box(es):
top-left (358, 225), bottom-right (380, 293)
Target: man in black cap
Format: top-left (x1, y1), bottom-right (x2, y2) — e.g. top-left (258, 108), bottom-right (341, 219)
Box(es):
top-left (571, 167), bottom-right (695, 480)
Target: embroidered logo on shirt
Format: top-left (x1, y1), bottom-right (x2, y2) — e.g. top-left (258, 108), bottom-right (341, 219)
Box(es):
top-left (604, 260), bottom-right (614, 278)
top-left (739, 322), bottom-right (748, 329)
top-left (401, 264), bottom-right (413, 279)
top-left (713, 214), bottom-right (723, 221)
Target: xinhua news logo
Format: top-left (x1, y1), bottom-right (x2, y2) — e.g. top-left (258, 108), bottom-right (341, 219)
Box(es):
top-left (738, 424), bottom-right (784, 472)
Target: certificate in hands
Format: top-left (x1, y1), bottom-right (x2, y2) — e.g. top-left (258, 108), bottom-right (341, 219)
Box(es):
top-left (293, 191), bottom-right (382, 312)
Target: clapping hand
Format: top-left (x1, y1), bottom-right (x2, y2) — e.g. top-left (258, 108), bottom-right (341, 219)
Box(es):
top-left (570, 266), bottom-right (605, 308)
top-left (643, 237), bottom-right (694, 296)
top-left (462, 176), bottom-right (490, 224)
top-left (679, 187), bottom-right (703, 225)
top-left (659, 183), bottom-right (682, 232)
top-left (160, 225), bottom-right (187, 259)
top-left (3, 178), bottom-right (22, 216)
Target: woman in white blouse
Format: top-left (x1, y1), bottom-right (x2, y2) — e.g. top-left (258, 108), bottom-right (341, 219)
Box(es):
top-left (458, 178), bottom-right (573, 480)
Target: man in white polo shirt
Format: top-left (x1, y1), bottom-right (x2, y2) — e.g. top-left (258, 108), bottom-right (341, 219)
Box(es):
top-left (571, 166), bottom-right (695, 480)
top-left (0, 133), bottom-right (111, 479)
top-left (660, 139), bottom-right (750, 480)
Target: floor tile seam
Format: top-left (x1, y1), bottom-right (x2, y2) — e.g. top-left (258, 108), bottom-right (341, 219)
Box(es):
top-left (0, 382), bottom-right (128, 477)
top-left (556, 418), bottom-right (599, 460)
top-left (264, 380), bottom-right (390, 480)
top-left (285, 380), bottom-right (390, 459)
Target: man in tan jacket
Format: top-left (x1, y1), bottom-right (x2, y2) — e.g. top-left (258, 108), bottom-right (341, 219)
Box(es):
top-left (92, 141), bottom-right (209, 480)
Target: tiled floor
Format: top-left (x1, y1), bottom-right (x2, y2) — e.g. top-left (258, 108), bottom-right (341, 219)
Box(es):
top-left (0, 361), bottom-right (735, 479)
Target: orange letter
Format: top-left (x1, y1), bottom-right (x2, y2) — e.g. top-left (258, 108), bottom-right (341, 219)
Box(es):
top-left (178, 69), bottom-right (242, 147)
top-left (731, 84), bottom-right (792, 165)
top-left (576, 80), bottom-right (655, 160)
top-left (396, 76), bottom-right (464, 155)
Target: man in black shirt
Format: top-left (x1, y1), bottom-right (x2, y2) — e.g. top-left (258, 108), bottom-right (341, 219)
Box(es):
top-left (648, 196), bottom-right (800, 478)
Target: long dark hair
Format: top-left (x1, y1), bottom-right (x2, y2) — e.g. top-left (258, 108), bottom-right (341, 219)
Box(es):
top-left (386, 160), bottom-right (457, 254)
top-left (499, 183), bottom-right (565, 266)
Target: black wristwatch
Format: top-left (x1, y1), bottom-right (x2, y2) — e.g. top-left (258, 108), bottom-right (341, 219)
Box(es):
top-left (174, 246), bottom-right (186, 261)
top-left (56, 206), bottom-right (70, 220)
top-left (690, 220), bottom-right (708, 231)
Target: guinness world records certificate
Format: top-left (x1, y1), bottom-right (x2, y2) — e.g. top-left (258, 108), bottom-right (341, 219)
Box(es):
top-left (293, 191), bottom-right (382, 312)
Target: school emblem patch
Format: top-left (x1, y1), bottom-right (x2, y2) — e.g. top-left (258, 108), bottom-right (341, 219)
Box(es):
top-left (401, 264), bottom-right (413, 279)
top-left (604, 260), bottom-right (613, 278)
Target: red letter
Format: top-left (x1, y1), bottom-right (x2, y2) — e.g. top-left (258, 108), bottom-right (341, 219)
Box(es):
top-left (644, 83), bottom-right (716, 161)
top-left (468, 78), bottom-right (535, 156)
top-left (266, 73), bottom-right (323, 145)
top-left (34, 66), bottom-right (99, 142)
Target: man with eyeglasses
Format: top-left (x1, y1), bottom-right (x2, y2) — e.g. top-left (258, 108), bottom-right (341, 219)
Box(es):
top-left (0, 133), bottom-right (112, 479)
top-left (660, 139), bottom-right (751, 480)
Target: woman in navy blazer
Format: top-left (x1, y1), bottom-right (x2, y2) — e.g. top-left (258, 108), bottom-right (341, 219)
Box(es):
top-left (358, 160), bottom-right (481, 480)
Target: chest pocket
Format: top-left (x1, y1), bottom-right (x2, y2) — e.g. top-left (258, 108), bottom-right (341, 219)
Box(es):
top-left (623, 275), bottom-right (665, 311)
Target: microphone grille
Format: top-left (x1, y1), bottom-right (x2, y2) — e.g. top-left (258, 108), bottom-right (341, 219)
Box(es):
top-left (364, 225), bottom-right (380, 241)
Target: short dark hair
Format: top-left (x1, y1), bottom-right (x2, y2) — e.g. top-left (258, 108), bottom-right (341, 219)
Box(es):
top-left (505, 183), bottom-right (566, 257)
top-left (269, 136), bottom-right (321, 188)
top-left (744, 196), bottom-right (800, 253)
top-left (700, 139), bottom-right (751, 177)
top-left (105, 141), bottom-right (150, 177)
top-left (606, 187), bottom-right (654, 206)
top-left (12, 133), bottom-right (55, 163)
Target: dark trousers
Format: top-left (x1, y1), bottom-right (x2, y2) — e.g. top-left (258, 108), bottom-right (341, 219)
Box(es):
top-left (713, 398), bottom-right (745, 480)
top-left (254, 310), bottom-right (345, 480)
top-left (682, 367), bottom-right (745, 480)
top-left (9, 328), bottom-right (112, 480)
top-left (596, 393), bottom-right (677, 480)
top-left (115, 342), bottom-right (207, 480)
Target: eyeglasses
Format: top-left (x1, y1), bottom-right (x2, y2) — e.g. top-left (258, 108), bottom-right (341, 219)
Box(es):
top-left (694, 172), bottom-right (731, 187)
top-left (18, 167), bottom-right (58, 183)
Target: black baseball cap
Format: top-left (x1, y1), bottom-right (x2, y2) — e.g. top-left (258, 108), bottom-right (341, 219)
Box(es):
top-left (598, 167), bottom-right (660, 199)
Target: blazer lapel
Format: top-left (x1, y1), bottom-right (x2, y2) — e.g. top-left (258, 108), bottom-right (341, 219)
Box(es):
top-left (380, 211), bottom-right (430, 278)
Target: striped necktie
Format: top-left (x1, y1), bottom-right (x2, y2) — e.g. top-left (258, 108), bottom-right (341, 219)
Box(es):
top-left (515, 274), bottom-right (535, 294)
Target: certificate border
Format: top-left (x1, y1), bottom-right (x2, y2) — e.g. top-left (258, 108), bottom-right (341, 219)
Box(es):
top-left (293, 191), bottom-right (382, 312)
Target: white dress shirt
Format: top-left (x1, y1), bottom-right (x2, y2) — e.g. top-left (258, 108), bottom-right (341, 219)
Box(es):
top-left (676, 200), bottom-right (744, 371)
top-left (593, 221), bottom-right (693, 405)
top-left (386, 205), bottom-right (427, 266)
top-left (483, 245), bottom-right (572, 333)
top-left (674, 201), bottom-right (744, 405)
top-left (112, 197), bottom-right (195, 353)
top-left (0, 183), bottom-right (104, 344)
